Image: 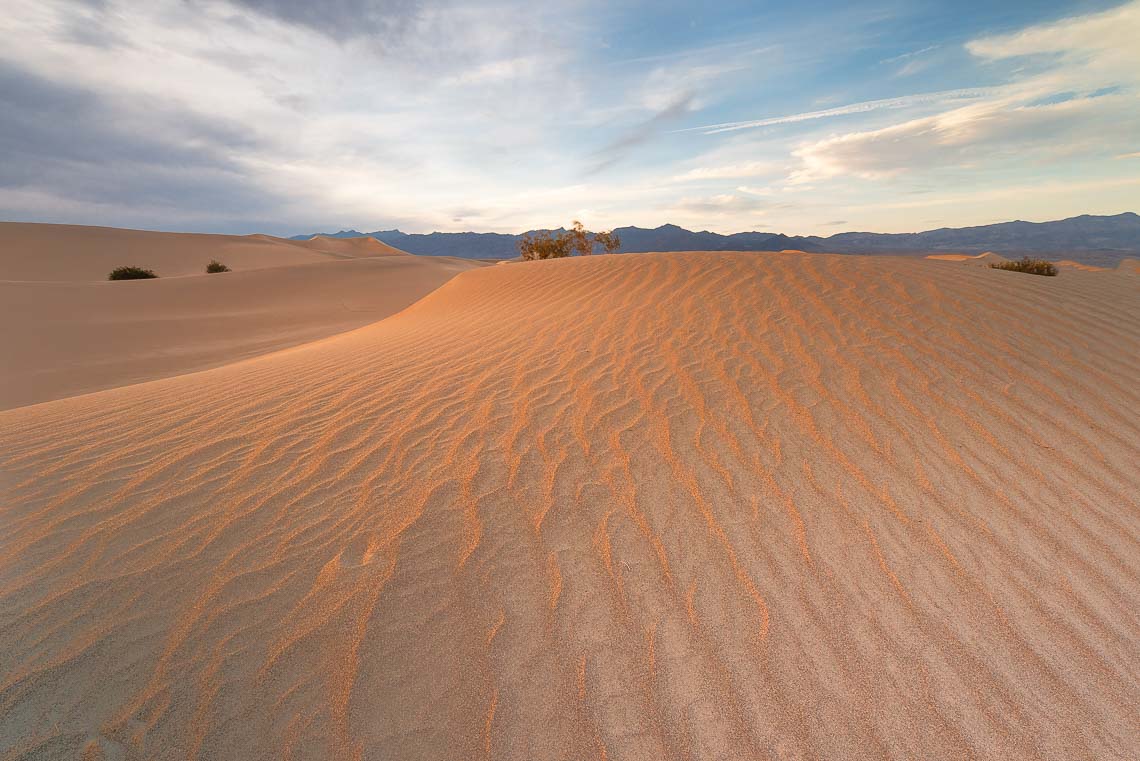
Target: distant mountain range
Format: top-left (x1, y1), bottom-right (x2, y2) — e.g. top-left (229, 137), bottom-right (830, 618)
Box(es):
top-left (293, 212), bottom-right (1140, 266)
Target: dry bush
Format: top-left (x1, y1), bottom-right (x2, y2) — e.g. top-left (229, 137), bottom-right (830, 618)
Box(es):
top-left (519, 221), bottom-right (622, 261)
top-left (518, 230), bottom-right (571, 260)
top-left (107, 266), bottom-right (157, 280)
top-left (990, 257), bottom-right (1058, 276)
top-left (206, 260), bottom-right (231, 273)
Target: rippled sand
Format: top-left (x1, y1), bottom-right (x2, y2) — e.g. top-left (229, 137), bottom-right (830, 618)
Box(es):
top-left (2, 251), bottom-right (1138, 760)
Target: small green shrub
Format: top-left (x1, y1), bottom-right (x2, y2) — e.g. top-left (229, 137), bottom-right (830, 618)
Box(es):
top-left (107, 266), bottom-right (158, 281)
top-left (990, 257), bottom-right (1058, 277)
top-left (206, 260), bottom-right (231, 273)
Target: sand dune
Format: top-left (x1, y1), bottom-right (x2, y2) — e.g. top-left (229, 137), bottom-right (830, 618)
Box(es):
top-left (1055, 260), bottom-right (1108, 272)
top-left (2, 252), bottom-right (1138, 760)
top-left (925, 251), bottom-right (1009, 265)
top-left (0, 255), bottom-right (483, 410)
top-left (0, 222), bottom-right (461, 409)
top-left (929, 253), bottom-right (1117, 273)
top-left (0, 223), bottom-right (405, 281)
top-left (292, 234), bottom-right (409, 258)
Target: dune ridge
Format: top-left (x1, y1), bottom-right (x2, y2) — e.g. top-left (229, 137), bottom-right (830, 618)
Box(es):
top-left (1, 252), bottom-right (1138, 760)
top-left (0, 255), bottom-right (484, 410)
top-left (925, 251), bottom-right (1009, 266)
top-left (0, 223), bottom-right (409, 282)
top-left (293, 235), bottom-right (409, 258)
top-left (1055, 260), bottom-right (1108, 272)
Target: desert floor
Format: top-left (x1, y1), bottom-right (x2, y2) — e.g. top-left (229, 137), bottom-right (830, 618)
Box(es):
top-left (1, 245), bottom-right (1138, 760)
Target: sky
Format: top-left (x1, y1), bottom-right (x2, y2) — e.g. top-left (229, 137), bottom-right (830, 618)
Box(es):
top-left (1, 0), bottom-right (1138, 236)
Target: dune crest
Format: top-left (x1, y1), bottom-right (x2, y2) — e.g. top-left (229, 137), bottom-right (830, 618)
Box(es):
top-left (0, 223), bottom-right (344, 281)
top-left (0, 255), bottom-right (484, 410)
top-left (1055, 260), bottom-right (1107, 271)
top-left (0, 223), bottom-right (412, 283)
top-left (293, 235), bottom-right (410, 258)
top-left (1, 252), bottom-right (1138, 759)
top-left (925, 251), bottom-right (1009, 265)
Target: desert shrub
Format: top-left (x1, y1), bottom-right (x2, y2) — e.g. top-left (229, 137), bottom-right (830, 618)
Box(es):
top-left (990, 257), bottom-right (1058, 276)
top-left (519, 229), bottom-right (572, 260)
top-left (593, 229), bottom-right (621, 254)
top-left (519, 221), bottom-right (622, 261)
top-left (107, 266), bottom-right (157, 281)
top-left (206, 260), bottom-right (231, 273)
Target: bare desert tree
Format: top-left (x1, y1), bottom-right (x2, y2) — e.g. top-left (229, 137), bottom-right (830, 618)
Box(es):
top-left (518, 230), bottom-right (571, 260)
top-left (593, 228), bottom-right (621, 254)
top-left (519, 221), bottom-right (622, 260)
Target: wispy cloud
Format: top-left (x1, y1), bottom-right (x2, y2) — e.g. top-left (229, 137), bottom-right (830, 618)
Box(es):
top-left (588, 94), bottom-right (694, 174)
top-left (0, 0), bottom-right (1134, 236)
top-left (675, 87), bottom-right (1000, 135)
top-left (671, 160), bottom-right (783, 182)
top-left (788, 1), bottom-right (1140, 183)
top-left (879, 45), bottom-right (940, 65)
top-left (790, 93), bottom-right (1138, 182)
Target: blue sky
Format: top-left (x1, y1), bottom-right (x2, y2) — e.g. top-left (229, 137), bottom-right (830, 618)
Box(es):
top-left (1, 0), bottom-right (1137, 235)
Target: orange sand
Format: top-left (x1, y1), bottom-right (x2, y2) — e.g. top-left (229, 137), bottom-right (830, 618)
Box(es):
top-left (0, 223), bottom-right (407, 282)
top-left (1, 251), bottom-right (1138, 760)
top-left (0, 224), bottom-right (483, 409)
top-left (292, 234), bottom-right (409, 258)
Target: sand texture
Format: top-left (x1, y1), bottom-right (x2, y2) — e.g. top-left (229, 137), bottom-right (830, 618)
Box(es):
top-left (0, 256), bottom-right (484, 410)
top-left (925, 251), bottom-right (1009, 266)
top-left (291, 235), bottom-right (409, 258)
top-left (2, 251), bottom-right (1138, 760)
top-left (1055, 260), bottom-right (1108, 272)
top-left (0, 223), bottom-right (408, 282)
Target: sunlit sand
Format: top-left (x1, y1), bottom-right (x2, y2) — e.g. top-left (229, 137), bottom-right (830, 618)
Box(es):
top-left (2, 246), bottom-right (1137, 759)
top-left (0, 224), bottom-right (485, 409)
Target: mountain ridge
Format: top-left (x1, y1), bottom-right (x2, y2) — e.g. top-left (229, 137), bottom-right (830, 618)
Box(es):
top-left (291, 212), bottom-right (1140, 266)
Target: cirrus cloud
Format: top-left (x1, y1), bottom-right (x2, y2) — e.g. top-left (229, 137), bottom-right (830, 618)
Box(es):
top-left (788, 0), bottom-right (1140, 183)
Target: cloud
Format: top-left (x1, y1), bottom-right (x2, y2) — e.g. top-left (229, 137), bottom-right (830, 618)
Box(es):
top-left (791, 92), bottom-right (1140, 181)
top-left (588, 94), bottom-right (694, 174)
top-left (671, 160), bottom-right (782, 182)
top-left (222, 0), bottom-right (423, 40)
top-left (788, 1), bottom-right (1140, 182)
top-left (0, 59), bottom-right (282, 226)
top-left (0, 0), bottom-right (1134, 236)
top-left (879, 45), bottom-right (940, 65)
top-left (440, 56), bottom-right (541, 86)
top-left (0, 0), bottom-right (591, 232)
top-left (966, 1), bottom-right (1139, 65)
top-left (668, 192), bottom-right (786, 216)
top-left (879, 44), bottom-right (940, 78)
top-left (677, 88), bottom-right (999, 135)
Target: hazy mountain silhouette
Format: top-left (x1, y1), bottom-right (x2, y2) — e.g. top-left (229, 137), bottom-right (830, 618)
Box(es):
top-left (292, 212), bottom-right (1140, 266)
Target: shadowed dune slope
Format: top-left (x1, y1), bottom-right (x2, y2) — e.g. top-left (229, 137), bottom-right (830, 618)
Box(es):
top-left (0, 223), bottom-right (381, 281)
top-left (2, 252), bottom-right (1138, 760)
top-left (0, 255), bottom-right (484, 410)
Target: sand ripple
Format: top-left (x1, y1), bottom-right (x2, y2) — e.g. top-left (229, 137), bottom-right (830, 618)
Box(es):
top-left (1, 252), bottom-right (1138, 760)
